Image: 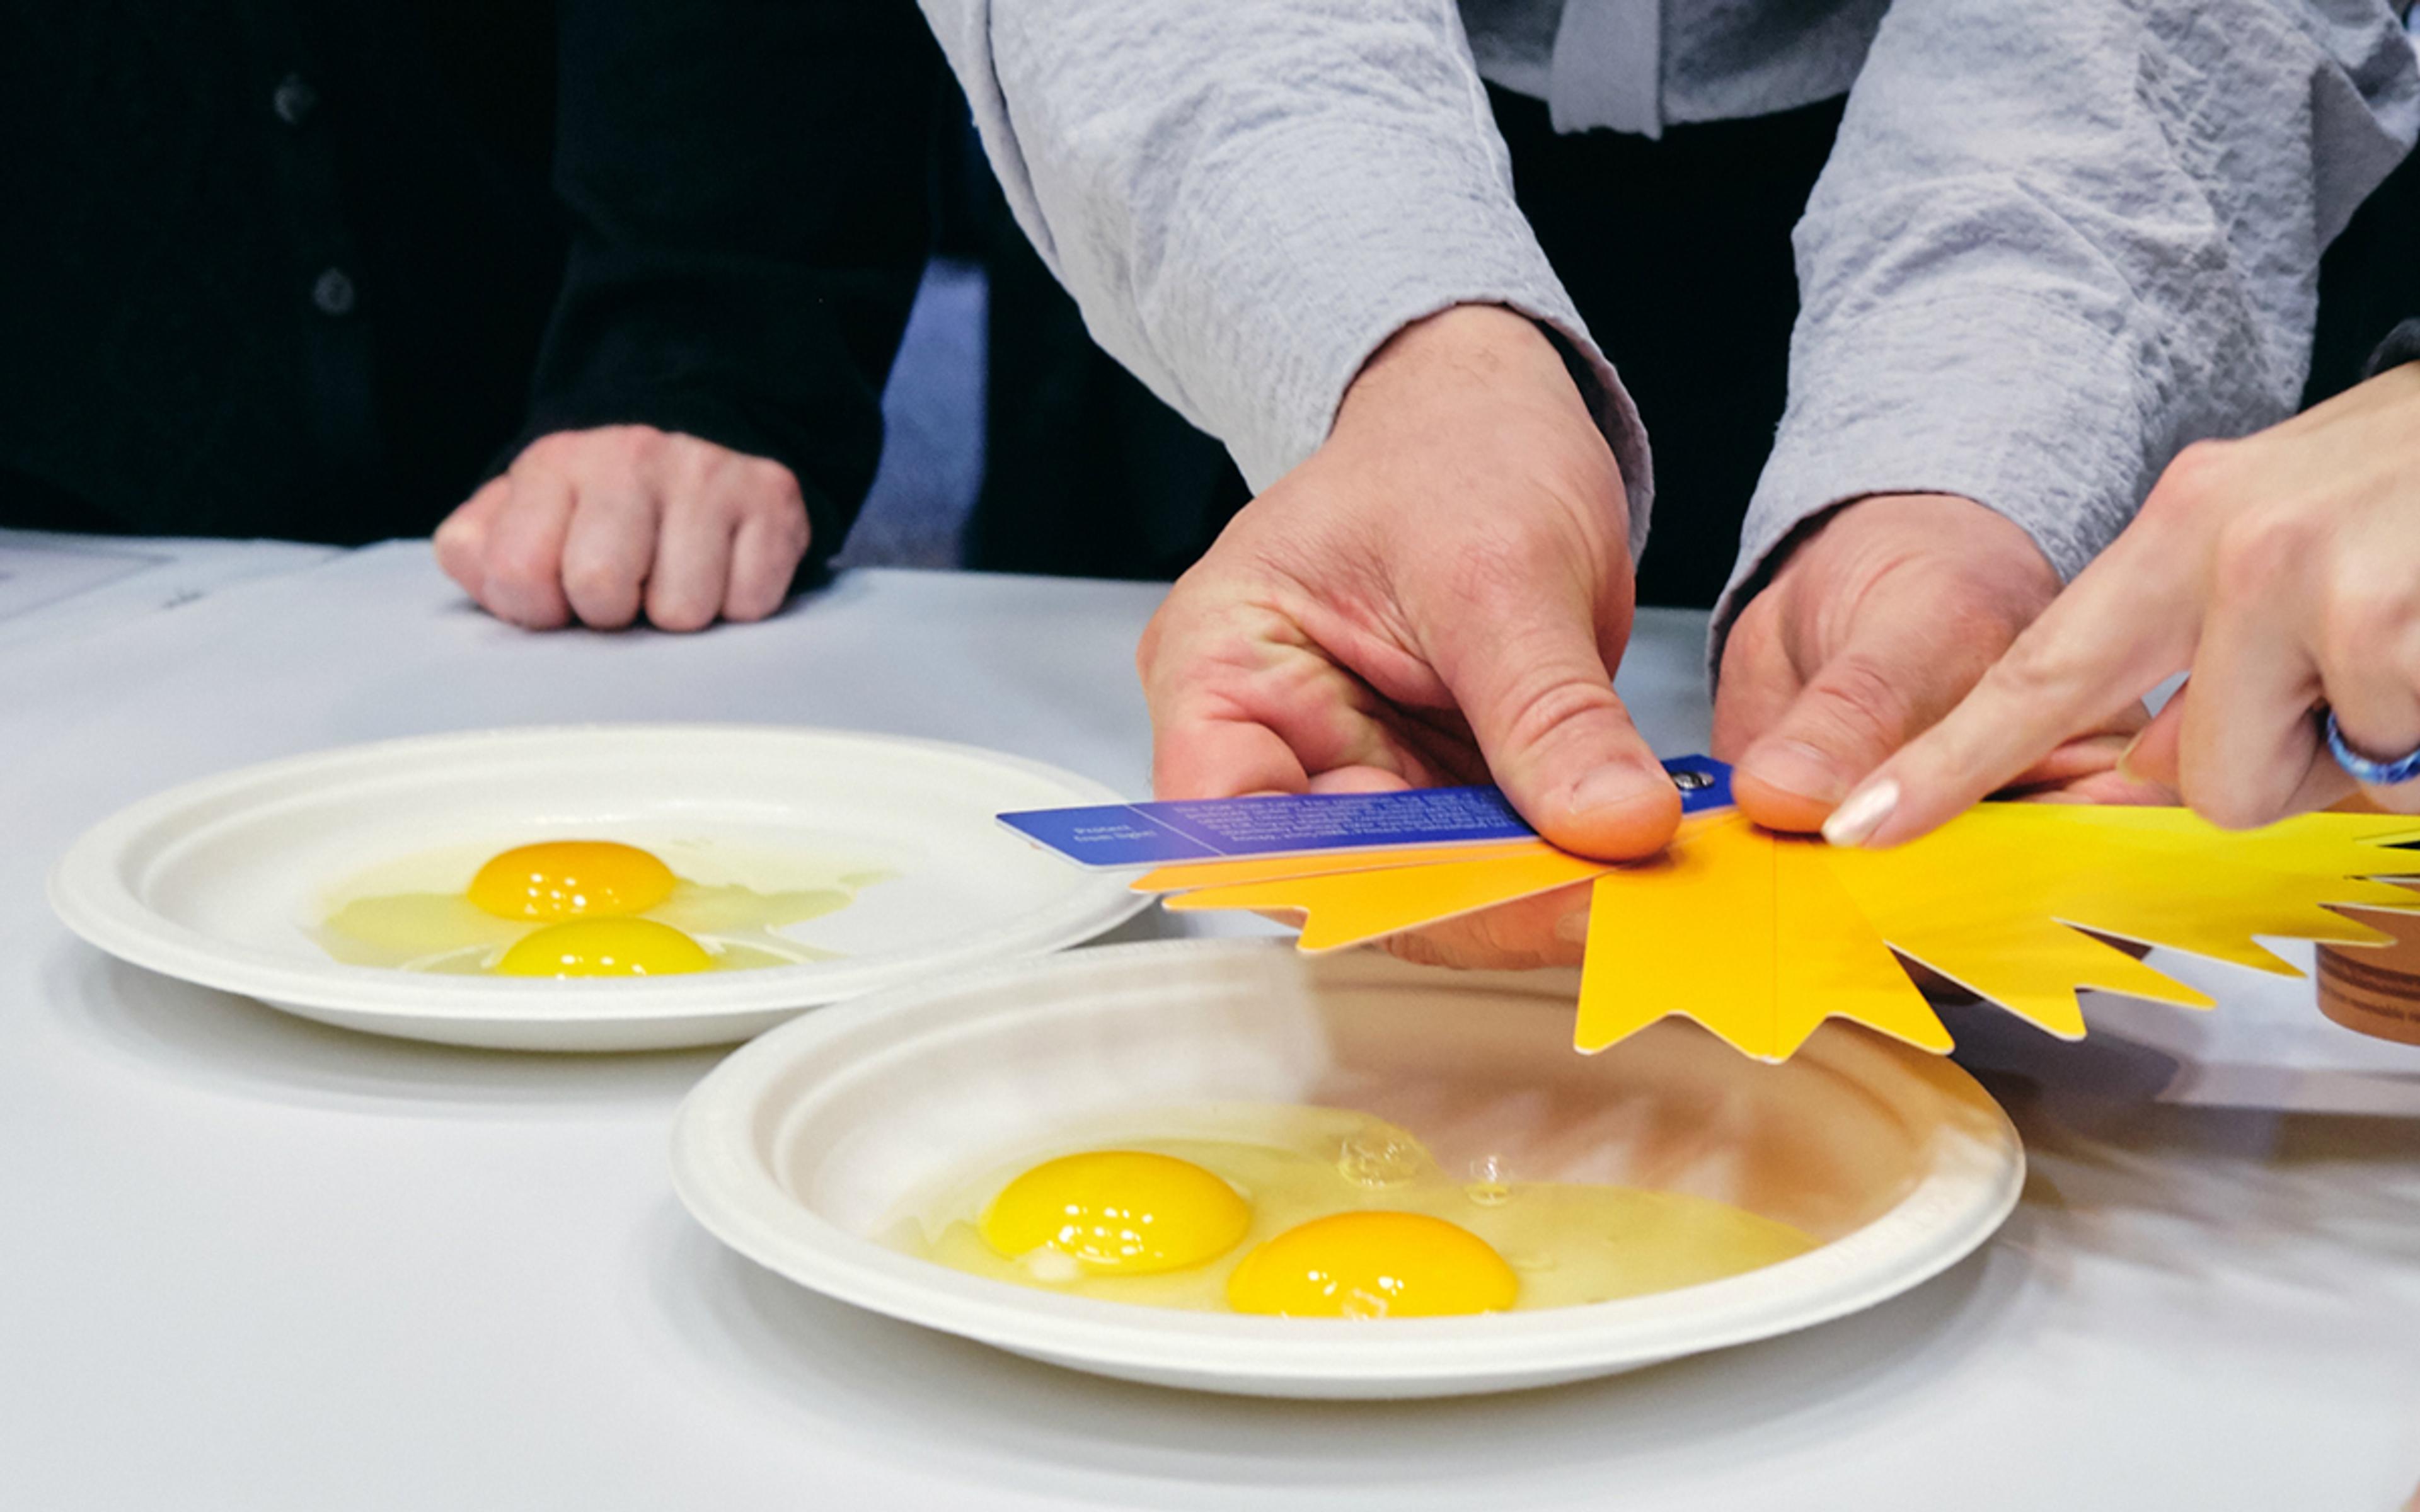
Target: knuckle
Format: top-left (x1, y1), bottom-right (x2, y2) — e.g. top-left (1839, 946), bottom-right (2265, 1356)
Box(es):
top-left (560, 559), bottom-right (630, 607)
top-left (487, 543), bottom-right (555, 593)
top-left (1989, 632), bottom-right (2094, 705)
top-left (742, 457), bottom-right (802, 501)
top-left (432, 507), bottom-right (481, 548)
top-left (1381, 931), bottom-right (1454, 970)
top-left (2146, 438), bottom-right (2239, 517)
top-left (516, 429), bottom-right (589, 471)
top-left (2209, 508), bottom-right (2311, 602)
top-left (2319, 575), bottom-right (2420, 670)
top-left (761, 493), bottom-right (812, 550)
top-left (1802, 653), bottom-right (1916, 755)
top-left (432, 527), bottom-right (480, 577)
top-left (1495, 671), bottom-right (1618, 757)
top-left (1449, 921), bottom-right (1526, 969)
top-left (1715, 594), bottom-right (1783, 690)
top-left (534, 423), bottom-right (659, 470)
top-left (2189, 788), bottom-right (2272, 832)
top-left (613, 422), bottom-right (667, 455)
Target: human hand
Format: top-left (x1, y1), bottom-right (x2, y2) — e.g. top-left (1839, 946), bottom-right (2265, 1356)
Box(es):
top-left (1139, 304), bottom-right (1679, 859)
top-left (1401, 494), bottom-right (2161, 971)
top-left (434, 425), bottom-right (809, 631)
top-left (1139, 306), bottom-right (1676, 971)
top-left (1716, 493), bottom-right (2162, 832)
top-left (1825, 363), bottom-right (2420, 847)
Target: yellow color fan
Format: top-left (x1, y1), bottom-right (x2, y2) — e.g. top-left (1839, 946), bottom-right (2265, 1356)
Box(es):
top-left (1134, 797), bottom-right (2420, 1063)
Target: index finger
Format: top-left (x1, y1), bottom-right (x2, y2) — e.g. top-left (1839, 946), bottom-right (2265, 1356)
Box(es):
top-left (1833, 527), bottom-right (2201, 846)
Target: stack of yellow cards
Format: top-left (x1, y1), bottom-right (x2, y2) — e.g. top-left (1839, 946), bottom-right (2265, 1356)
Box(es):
top-left (1133, 801), bottom-right (2420, 1064)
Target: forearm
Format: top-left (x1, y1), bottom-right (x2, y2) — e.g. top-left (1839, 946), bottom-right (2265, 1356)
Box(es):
top-left (920, 0), bottom-right (1650, 541)
top-left (1719, 0), bottom-right (2420, 644)
top-left (525, 0), bottom-right (941, 559)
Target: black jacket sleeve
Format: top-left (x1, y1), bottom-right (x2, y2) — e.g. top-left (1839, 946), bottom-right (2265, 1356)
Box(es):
top-left (2363, 318), bottom-right (2420, 380)
top-left (502, 0), bottom-right (942, 566)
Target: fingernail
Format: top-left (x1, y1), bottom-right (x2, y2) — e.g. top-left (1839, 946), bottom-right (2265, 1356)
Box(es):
top-left (2115, 731), bottom-right (2145, 784)
top-left (1570, 764), bottom-right (1666, 816)
top-left (1822, 777), bottom-right (1899, 847)
top-left (1739, 738), bottom-right (1844, 802)
top-left (1553, 905), bottom-right (1591, 944)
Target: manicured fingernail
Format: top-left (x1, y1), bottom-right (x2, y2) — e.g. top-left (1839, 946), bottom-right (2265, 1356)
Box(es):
top-left (1739, 738), bottom-right (1845, 802)
top-left (1822, 778), bottom-right (1899, 848)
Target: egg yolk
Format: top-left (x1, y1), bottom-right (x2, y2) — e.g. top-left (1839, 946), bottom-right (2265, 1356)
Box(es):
top-left (979, 1151), bottom-right (1250, 1275)
top-left (467, 840), bottom-right (676, 921)
top-left (1226, 1211), bottom-right (1519, 1318)
top-left (493, 917), bottom-right (713, 977)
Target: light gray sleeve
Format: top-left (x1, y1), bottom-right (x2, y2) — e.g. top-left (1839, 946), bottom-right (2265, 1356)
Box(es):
top-left (915, 0), bottom-right (1653, 542)
top-left (1715, 0), bottom-right (2420, 645)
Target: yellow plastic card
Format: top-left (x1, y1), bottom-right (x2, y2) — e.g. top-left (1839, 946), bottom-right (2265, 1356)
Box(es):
top-left (1575, 822), bottom-right (1953, 1062)
top-left (1141, 792), bottom-right (2420, 1063)
top-left (1163, 847), bottom-right (1613, 953)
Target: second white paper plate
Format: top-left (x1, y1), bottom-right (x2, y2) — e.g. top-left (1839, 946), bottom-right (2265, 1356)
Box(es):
top-left (672, 939), bottom-right (2024, 1399)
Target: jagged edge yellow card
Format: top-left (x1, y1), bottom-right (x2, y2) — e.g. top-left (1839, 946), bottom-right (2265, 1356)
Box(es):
top-left (1139, 799), bottom-right (2420, 1062)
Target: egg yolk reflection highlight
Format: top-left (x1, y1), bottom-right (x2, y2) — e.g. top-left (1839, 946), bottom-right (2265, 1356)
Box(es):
top-left (887, 1106), bottom-right (1819, 1318)
top-left (980, 1151), bottom-right (1250, 1276)
top-left (317, 839), bottom-right (889, 978)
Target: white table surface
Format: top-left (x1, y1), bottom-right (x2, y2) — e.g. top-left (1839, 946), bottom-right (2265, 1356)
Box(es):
top-left (4, 540), bottom-right (2417, 1511)
top-left (0, 529), bottom-right (339, 653)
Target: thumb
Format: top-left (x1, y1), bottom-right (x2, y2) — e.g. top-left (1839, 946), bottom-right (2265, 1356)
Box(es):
top-left (1427, 582), bottom-right (1678, 860)
top-left (2121, 689), bottom-right (2185, 790)
top-left (1731, 597), bottom-right (2004, 832)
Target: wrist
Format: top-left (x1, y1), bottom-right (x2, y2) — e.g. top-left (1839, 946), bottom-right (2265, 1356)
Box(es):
top-left (1782, 492), bottom-right (2053, 582)
top-left (1337, 304), bottom-right (1588, 435)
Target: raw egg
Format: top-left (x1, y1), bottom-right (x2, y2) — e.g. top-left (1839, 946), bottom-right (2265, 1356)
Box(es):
top-left (886, 1104), bottom-right (1819, 1317)
top-left (314, 839), bottom-right (890, 976)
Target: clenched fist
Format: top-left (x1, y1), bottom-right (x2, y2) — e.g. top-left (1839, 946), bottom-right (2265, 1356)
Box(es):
top-left (435, 425), bottom-right (809, 631)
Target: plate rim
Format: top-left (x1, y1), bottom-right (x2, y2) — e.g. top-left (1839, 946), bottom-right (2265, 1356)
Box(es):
top-left (670, 937), bottom-right (2025, 1388)
top-left (47, 722), bottom-right (1152, 1025)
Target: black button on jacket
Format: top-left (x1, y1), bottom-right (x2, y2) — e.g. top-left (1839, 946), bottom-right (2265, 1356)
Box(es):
top-left (1, 0), bottom-right (940, 558)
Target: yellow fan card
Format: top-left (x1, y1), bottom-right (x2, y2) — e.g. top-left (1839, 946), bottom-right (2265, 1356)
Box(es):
top-left (1102, 763), bottom-right (2420, 1063)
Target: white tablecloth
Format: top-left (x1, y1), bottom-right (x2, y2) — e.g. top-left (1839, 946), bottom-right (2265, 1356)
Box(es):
top-left (0, 529), bottom-right (338, 651)
top-left (3, 541), bottom-right (2416, 1510)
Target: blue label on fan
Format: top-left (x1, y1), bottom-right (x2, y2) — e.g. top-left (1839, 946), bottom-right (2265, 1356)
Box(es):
top-left (999, 756), bottom-right (1734, 868)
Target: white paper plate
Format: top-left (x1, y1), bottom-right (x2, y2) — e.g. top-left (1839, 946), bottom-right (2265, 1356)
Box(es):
top-left (49, 724), bottom-right (1151, 1050)
top-left (672, 939), bottom-right (2024, 1399)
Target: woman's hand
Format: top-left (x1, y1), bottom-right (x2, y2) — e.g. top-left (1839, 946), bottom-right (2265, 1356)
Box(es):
top-left (1824, 363), bottom-right (2420, 847)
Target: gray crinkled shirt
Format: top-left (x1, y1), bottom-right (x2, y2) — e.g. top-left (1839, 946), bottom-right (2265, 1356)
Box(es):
top-left (920, 0), bottom-right (2419, 648)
